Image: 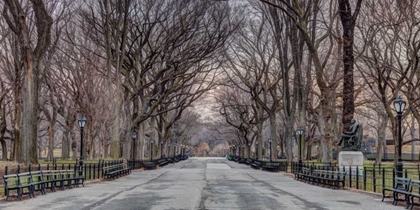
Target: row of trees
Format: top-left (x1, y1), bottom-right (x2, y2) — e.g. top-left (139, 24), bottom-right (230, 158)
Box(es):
top-left (2, 0), bottom-right (420, 165)
top-left (214, 0), bottom-right (420, 164)
top-left (0, 0), bottom-right (237, 164)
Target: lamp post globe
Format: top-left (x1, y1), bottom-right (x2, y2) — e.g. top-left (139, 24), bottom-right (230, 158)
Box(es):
top-left (297, 127), bottom-right (304, 172)
top-left (394, 96), bottom-right (406, 178)
top-left (78, 116), bottom-right (87, 177)
top-left (131, 131), bottom-right (137, 169)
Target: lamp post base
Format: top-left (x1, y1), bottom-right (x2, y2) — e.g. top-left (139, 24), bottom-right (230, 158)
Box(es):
top-left (79, 157), bottom-right (84, 177)
top-left (298, 159), bottom-right (302, 173)
top-left (396, 161), bottom-right (403, 178)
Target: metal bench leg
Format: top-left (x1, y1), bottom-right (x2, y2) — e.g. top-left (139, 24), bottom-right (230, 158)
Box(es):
top-left (17, 188), bottom-right (22, 201)
top-left (74, 179), bottom-right (80, 188)
top-left (382, 189), bottom-right (386, 202)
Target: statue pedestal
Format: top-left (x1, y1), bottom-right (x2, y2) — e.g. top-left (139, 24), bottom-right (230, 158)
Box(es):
top-left (338, 151), bottom-right (364, 175)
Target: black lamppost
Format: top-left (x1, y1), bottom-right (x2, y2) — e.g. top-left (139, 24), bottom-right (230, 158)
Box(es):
top-left (255, 141), bottom-right (259, 161)
top-left (248, 143), bottom-right (251, 158)
top-left (394, 96), bottom-right (406, 178)
top-left (78, 116), bottom-right (86, 177)
top-left (160, 141), bottom-right (163, 158)
top-left (150, 139), bottom-right (154, 161)
top-left (242, 145), bottom-right (245, 158)
top-left (268, 137), bottom-right (272, 162)
top-left (131, 131), bottom-right (137, 169)
top-left (297, 127), bottom-right (303, 172)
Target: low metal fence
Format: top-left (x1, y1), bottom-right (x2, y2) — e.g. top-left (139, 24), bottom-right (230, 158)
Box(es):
top-left (291, 162), bottom-right (420, 194)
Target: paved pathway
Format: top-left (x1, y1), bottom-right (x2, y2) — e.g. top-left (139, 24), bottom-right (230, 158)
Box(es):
top-left (0, 157), bottom-right (405, 210)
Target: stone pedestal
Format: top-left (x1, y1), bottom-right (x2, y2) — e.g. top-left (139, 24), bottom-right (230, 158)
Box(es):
top-left (338, 151), bottom-right (364, 175)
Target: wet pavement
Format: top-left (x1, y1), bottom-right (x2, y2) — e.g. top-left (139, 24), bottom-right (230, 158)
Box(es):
top-left (0, 157), bottom-right (405, 210)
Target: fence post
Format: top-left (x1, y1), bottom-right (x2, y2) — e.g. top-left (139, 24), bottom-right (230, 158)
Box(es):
top-left (102, 160), bottom-right (105, 179)
top-left (349, 166), bottom-right (352, 188)
top-left (356, 166), bottom-right (359, 190)
top-left (379, 163), bottom-right (382, 174)
top-left (382, 167), bottom-right (385, 190)
top-left (373, 167), bottom-right (376, 193)
top-left (98, 161), bottom-right (101, 179)
top-left (89, 164), bottom-right (92, 180)
top-left (364, 166), bottom-right (367, 191)
top-left (392, 168), bottom-right (396, 188)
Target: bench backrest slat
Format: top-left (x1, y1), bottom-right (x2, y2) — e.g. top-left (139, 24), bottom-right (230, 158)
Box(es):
top-left (395, 178), bottom-right (411, 190)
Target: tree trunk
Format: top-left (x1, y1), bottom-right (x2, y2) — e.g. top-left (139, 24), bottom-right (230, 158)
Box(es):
top-left (137, 123), bottom-right (145, 160)
top-left (61, 130), bottom-right (70, 159)
top-left (47, 125), bottom-right (54, 161)
top-left (4, 0), bottom-right (53, 164)
top-left (0, 105), bottom-right (6, 160)
top-left (376, 113), bottom-right (388, 163)
top-left (71, 130), bottom-right (77, 161)
top-left (338, 0), bottom-right (362, 130)
top-left (318, 91), bottom-right (335, 163)
top-left (284, 119), bottom-right (294, 162)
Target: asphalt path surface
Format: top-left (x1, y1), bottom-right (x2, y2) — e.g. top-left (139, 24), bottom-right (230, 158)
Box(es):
top-left (0, 157), bottom-right (406, 210)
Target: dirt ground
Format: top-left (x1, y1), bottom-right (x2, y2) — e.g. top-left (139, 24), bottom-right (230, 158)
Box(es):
top-left (0, 161), bottom-right (20, 171)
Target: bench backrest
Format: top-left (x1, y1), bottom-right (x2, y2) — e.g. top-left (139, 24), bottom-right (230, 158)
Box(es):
top-left (42, 170), bottom-right (60, 180)
top-left (3, 174), bottom-right (19, 188)
top-left (62, 169), bottom-right (76, 178)
top-left (17, 172), bottom-right (32, 186)
top-left (395, 177), bottom-right (411, 190)
top-left (302, 167), bottom-right (311, 175)
top-left (30, 171), bottom-right (44, 182)
top-left (409, 179), bottom-right (420, 192)
top-left (311, 170), bottom-right (346, 179)
top-left (266, 163), bottom-right (280, 166)
top-left (103, 163), bottom-right (124, 173)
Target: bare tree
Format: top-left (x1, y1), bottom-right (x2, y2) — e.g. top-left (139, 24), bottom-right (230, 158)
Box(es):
top-left (338, 0), bottom-right (362, 130)
top-left (3, 0), bottom-right (53, 164)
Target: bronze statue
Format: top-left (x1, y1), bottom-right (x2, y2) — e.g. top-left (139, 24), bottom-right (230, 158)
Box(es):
top-left (336, 119), bottom-right (362, 151)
